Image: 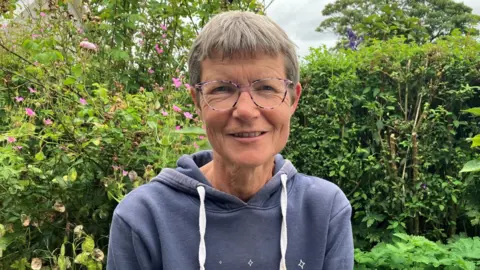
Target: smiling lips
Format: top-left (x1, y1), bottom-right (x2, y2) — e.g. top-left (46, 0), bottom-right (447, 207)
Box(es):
top-left (230, 131), bottom-right (266, 138)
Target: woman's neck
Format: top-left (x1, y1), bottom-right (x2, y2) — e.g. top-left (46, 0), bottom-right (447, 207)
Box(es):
top-left (200, 157), bottom-right (275, 202)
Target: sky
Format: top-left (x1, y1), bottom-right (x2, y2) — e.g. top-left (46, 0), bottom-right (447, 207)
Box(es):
top-left (266, 0), bottom-right (480, 58)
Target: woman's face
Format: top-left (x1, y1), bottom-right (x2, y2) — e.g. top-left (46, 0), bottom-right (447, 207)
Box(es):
top-left (191, 51), bottom-right (302, 168)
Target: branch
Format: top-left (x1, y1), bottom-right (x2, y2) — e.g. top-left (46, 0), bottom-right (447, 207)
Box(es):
top-left (0, 42), bottom-right (35, 66)
top-left (0, 66), bottom-right (45, 88)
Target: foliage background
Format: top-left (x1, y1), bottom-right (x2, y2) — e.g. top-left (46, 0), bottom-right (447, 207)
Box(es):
top-left (1, 0), bottom-right (480, 269)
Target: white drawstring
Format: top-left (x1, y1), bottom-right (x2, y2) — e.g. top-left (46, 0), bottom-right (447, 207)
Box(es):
top-left (196, 174), bottom-right (289, 270)
top-left (279, 174), bottom-right (288, 270)
top-left (197, 185), bottom-right (207, 270)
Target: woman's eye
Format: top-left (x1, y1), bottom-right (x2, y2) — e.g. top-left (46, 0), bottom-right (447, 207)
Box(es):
top-left (259, 85), bottom-right (277, 91)
top-left (212, 86), bottom-right (235, 93)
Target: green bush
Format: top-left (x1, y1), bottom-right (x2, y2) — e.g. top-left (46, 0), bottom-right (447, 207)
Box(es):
top-left (284, 35), bottom-right (480, 248)
top-left (0, 0), bottom-right (260, 268)
top-left (354, 234), bottom-right (480, 269)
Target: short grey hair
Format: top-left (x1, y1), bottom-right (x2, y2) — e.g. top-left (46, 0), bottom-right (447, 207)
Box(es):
top-left (187, 11), bottom-right (299, 102)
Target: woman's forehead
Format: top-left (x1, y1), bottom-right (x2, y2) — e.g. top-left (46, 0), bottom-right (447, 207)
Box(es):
top-left (200, 51), bottom-right (286, 80)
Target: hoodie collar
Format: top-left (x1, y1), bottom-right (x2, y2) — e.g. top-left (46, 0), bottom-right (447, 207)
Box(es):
top-left (152, 151), bottom-right (297, 210)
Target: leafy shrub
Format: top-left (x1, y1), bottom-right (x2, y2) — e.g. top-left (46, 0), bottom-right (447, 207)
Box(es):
top-left (285, 35), bottom-right (480, 248)
top-left (354, 234), bottom-right (480, 269)
top-left (0, 0), bottom-right (259, 268)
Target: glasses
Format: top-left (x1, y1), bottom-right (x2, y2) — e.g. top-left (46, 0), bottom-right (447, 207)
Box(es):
top-left (194, 78), bottom-right (293, 111)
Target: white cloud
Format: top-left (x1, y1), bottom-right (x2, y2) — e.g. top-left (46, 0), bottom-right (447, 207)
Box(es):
top-left (266, 0), bottom-right (480, 58)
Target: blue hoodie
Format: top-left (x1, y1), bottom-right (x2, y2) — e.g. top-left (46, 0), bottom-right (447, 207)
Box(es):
top-left (107, 151), bottom-right (354, 269)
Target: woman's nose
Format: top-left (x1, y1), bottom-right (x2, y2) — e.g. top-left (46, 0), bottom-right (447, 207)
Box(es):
top-left (232, 91), bottom-right (260, 120)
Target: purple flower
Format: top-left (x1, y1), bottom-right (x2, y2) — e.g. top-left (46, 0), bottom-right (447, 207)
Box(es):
top-left (160, 24), bottom-right (167, 31)
top-left (25, 108), bottom-right (35, 116)
top-left (28, 87), bottom-right (37, 93)
top-left (79, 98), bottom-right (87, 105)
top-left (173, 105), bottom-right (182, 112)
top-left (155, 44), bottom-right (163, 54)
top-left (15, 96), bottom-right (24, 102)
top-left (184, 112), bottom-right (193, 119)
top-left (172, 78), bottom-right (182, 88)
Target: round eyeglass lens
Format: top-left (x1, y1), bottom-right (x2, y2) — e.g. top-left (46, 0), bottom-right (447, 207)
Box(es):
top-left (201, 79), bottom-right (288, 110)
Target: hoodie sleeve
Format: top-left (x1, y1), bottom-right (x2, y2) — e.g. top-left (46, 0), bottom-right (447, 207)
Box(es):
top-left (107, 212), bottom-right (158, 270)
top-left (323, 194), bottom-right (354, 269)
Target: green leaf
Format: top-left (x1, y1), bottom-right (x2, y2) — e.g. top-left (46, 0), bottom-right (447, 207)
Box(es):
top-left (451, 195), bottom-right (457, 204)
top-left (463, 107), bottom-right (480, 116)
top-left (68, 168), bottom-right (77, 181)
top-left (471, 134), bottom-right (480, 148)
top-left (373, 88), bottom-right (380, 97)
top-left (72, 65), bottom-right (83, 78)
top-left (367, 219), bottom-right (374, 228)
top-left (439, 205), bottom-right (445, 211)
top-left (35, 151), bottom-right (45, 161)
top-left (174, 126), bottom-right (206, 135)
top-left (376, 120), bottom-right (384, 130)
top-left (82, 236), bottom-right (95, 253)
top-left (63, 77), bottom-right (76, 86)
top-left (460, 159), bottom-right (480, 173)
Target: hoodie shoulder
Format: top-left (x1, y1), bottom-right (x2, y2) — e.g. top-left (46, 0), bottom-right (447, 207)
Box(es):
top-left (113, 180), bottom-right (179, 225)
top-left (293, 173), bottom-right (351, 218)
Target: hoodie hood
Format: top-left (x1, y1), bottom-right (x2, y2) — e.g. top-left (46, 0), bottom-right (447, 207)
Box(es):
top-left (152, 150), bottom-right (298, 211)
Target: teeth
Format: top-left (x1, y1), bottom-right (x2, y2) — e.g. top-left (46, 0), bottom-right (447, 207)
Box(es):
top-left (233, 132), bottom-right (262, 138)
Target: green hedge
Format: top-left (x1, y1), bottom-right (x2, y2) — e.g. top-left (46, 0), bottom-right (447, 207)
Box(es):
top-left (284, 35), bottom-right (480, 248)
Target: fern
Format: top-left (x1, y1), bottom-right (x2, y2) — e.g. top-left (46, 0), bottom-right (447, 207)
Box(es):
top-left (355, 234), bottom-right (479, 269)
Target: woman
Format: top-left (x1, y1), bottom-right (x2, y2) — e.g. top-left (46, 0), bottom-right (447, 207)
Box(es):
top-left (107, 11), bottom-right (353, 270)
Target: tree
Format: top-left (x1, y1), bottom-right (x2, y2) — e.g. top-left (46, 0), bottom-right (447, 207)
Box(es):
top-left (316, 0), bottom-right (480, 44)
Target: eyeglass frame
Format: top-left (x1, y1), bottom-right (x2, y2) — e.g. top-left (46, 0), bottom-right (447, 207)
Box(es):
top-left (194, 77), bottom-right (294, 111)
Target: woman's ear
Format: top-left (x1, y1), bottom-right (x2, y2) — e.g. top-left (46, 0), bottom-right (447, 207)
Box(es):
top-left (291, 82), bottom-right (302, 115)
top-left (189, 86), bottom-right (202, 119)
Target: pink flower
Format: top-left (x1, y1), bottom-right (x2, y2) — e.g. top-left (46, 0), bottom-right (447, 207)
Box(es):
top-left (161, 110), bottom-right (168, 116)
top-left (79, 98), bottom-right (87, 105)
top-left (160, 24), bottom-right (167, 31)
top-left (159, 87), bottom-right (164, 91)
top-left (25, 108), bottom-right (35, 117)
top-left (148, 69), bottom-right (154, 74)
top-left (7, 136), bottom-right (16, 143)
top-left (43, 119), bottom-right (53, 125)
top-left (194, 142), bottom-right (199, 149)
top-left (15, 96), bottom-right (24, 102)
top-left (32, 34), bottom-right (41, 39)
top-left (28, 87), bottom-right (37, 93)
top-left (184, 83), bottom-right (191, 89)
top-left (40, 12), bottom-right (46, 17)
top-left (173, 105), bottom-right (182, 112)
top-left (13, 146), bottom-right (23, 150)
top-left (79, 41), bottom-right (98, 51)
top-left (122, 170), bottom-right (128, 176)
top-left (172, 78), bottom-right (182, 88)
top-left (162, 34), bottom-right (167, 38)
top-left (199, 135), bottom-right (205, 140)
top-left (184, 112), bottom-right (193, 119)
top-left (155, 44), bottom-right (163, 54)
top-left (112, 165), bottom-right (119, 171)
top-left (176, 126), bottom-right (181, 130)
